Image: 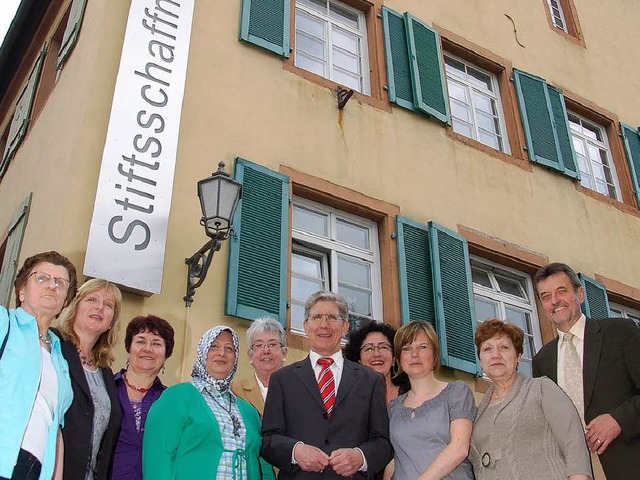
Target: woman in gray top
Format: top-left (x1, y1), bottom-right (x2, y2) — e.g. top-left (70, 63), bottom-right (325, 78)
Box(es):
top-left (470, 319), bottom-right (592, 480)
top-left (387, 321), bottom-right (476, 479)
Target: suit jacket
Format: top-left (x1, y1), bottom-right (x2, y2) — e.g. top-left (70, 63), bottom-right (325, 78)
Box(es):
top-left (232, 375), bottom-right (265, 416)
top-left (261, 356), bottom-right (393, 479)
top-left (532, 317), bottom-right (640, 480)
top-left (58, 337), bottom-right (122, 480)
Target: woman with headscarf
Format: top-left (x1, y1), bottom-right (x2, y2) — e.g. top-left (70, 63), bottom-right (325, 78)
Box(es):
top-left (142, 325), bottom-right (275, 479)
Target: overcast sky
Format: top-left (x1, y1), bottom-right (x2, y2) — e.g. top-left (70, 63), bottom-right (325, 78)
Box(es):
top-left (0, 0), bottom-right (22, 47)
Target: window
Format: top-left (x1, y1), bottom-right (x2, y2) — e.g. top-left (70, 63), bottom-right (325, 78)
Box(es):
top-left (471, 258), bottom-right (541, 377)
top-left (568, 113), bottom-right (620, 200)
top-left (610, 303), bottom-right (640, 328)
top-left (444, 55), bottom-right (509, 153)
top-left (291, 197), bottom-right (382, 333)
top-left (547, 0), bottom-right (567, 31)
top-left (294, 0), bottom-right (370, 94)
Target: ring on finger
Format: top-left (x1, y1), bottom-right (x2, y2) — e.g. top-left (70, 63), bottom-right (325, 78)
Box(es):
top-left (596, 438), bottom-right (602, 444)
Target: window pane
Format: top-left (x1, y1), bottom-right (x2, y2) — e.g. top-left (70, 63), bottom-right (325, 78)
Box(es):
top-left (467, 66), bottom-right (492, 91)
top-left (476, 110), bottom-right (499, 134)
top-left (472, 268), bottom-right (493, 288)
top-left (474, 296), bottom-right (499, 321)
top-left (496, 276), bottom-right (525, 298)
top-left (478, 131), bottom-right (500, 150)
top-left (296, 11), bottom-right (326, 40)
top-left (505, 306), bottom-right (531, 332)
top-left (453, 119), bottom-right (474, 138)
top-left (339, 284), bottom-right (372, 316)
top-left (329, 2), bottom-right (359, 29)
top-left (332, 27), bottom-right (359, 53)
top-left (290, 303), bottom-right (305, 332)
top-left (332, 47), bottom-right (360, 75)
top-left (337, 255), bottom-right (371, 288)
top-left (298, 0), bottom-right (326, 14)
top-left (292, 252), bottom-right (323, 277)
top-left (444, 56), bottom-right (466, 75)
top-left (297, 33), bottom-right (326, 60)
top-left (293, 205), bottom-right (328, 236)
top-left (336, 218), bottom-right (369, 249)
top-left (292, 275), bottom-right (325, 300)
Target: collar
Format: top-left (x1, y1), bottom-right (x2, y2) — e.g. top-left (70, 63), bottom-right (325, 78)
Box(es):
top-left (309, 349), bottom-right (344, 369)
top-left (558, 314), bottom-right (586, 343)
top-left (192, 377), bottom-right (236, 400)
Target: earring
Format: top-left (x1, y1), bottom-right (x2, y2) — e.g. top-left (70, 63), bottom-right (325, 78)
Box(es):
top-left (161, 364), bottom-right (166, 375)
top-left (126, 360), bottom-right (130, 370)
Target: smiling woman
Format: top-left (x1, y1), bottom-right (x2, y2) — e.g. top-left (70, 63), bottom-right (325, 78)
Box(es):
top-left (55, 279), bottom-right (123, 480)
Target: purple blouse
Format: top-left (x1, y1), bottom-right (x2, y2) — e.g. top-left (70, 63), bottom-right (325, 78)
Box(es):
top-left (111, 369), bottom-right (166, 480)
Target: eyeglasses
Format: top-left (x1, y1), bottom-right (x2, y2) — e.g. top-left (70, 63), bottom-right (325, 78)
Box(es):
top-left (208, 344), bottom-right (235, 355)
top-left (307, 313), bottom-right (343, 324)
top-left (251, 342), bottom-right (282, 351)
top-left (360, 343), bottom-right (392, 355)
top-left (29, 271), bottom-right (70, 290)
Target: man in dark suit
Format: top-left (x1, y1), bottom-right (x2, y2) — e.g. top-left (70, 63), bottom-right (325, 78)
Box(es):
top-left (261, 291), bottom-right (393, 479)
top-left (532, 262), bottom-right (640, 480)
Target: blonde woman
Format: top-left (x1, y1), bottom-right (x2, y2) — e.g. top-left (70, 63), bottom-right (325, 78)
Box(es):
top-left (55, 279), bottom-right (123, 480)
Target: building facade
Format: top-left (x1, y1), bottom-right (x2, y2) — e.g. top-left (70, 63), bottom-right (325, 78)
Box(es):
top-left (1, 0), bottom-right (639, 388)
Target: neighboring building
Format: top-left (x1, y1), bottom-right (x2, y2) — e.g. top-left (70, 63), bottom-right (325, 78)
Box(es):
top-left (1, 0), bottom-right (639, 388)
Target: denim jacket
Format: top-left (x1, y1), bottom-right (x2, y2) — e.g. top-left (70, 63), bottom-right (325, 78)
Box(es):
top-left (0, 307), bottom-right (74, 479)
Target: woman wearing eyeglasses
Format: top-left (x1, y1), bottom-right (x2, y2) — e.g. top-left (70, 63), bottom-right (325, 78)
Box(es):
top-left (55, 278), bottom-right (123, 480)
top-left (232, 316), bottom-right (288, 415)
top-left (143, 325), bottom-right (275, 479)
top-left (344, 320), bottom-right (410, 403)
top-left (0, 251), bottom-right (78, 480)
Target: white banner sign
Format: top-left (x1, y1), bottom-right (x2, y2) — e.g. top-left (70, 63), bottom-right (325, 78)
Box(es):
top-left (84, 0), bottom-right (195, 293)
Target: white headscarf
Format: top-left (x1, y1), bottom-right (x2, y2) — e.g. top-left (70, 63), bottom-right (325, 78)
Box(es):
top-left (191, 325), bottom-right (239, 393)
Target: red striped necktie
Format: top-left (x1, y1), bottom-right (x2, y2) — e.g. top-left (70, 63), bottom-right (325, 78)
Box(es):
top-left (317, 357), bottom-right (336, 417)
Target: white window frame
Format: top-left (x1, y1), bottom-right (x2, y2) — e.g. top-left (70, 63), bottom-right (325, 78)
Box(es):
top-left (290, 196), bottom-right (382, 334)
top-left (568, 112), bottom-right (621, 201)
top-left (547, 0), bottom-right (568, 32)
top-left (610, 302), bottom-right (640, 328)
top-left (294, 0), bottom-right (370, 95)
top-left (471, 257), bottom-right (542, 377)
top-left (444, 53), bottom-right (510, 154)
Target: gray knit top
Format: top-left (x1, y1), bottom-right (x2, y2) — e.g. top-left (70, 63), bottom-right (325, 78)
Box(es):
top-left (469, 373), bottom-right (592, 480)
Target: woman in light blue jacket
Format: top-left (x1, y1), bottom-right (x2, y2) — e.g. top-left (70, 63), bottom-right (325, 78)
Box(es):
top-left (0, 251), bottom-right (77, 480)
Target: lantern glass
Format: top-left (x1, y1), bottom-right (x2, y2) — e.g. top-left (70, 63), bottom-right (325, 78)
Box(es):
top-left (197, 165), bottom-right (241, 237)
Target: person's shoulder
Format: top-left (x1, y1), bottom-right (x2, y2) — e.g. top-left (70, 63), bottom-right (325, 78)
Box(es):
top-left (274, 358), bottom-right (309, 376)
top-left (594, 316), bottom-right (639, 335)
top-left (163, 381), bottom-right (198, 398)
top-left (344, 358), bottom-right (380, 381)
top-left (449, 379), bottom-right (473, 395)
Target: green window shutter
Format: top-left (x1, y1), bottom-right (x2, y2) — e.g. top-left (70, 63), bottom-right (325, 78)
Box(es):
top-left (396, 216), bottom-right (435, 323)
top-left (381, 6), bottom-right (415, 111)
top-left (225, 158), bottom-right (289, 326)
top-left (239, 0), bottom-right (290, 58)
top-left (396, 216), bottom-right (479, 375)
top-left (513, 69), bottom-right (561, 171)
top-left (0, 194), bottom-right (32, 307)
top-left (405, 13), bottom-right (450, 125)
top-left (620, 123), bottom-right (640, 207)
top-left (548, 86), bottom-right (579, 179)
top-left (56, 0), bottom-right (88, 69)
top-left (0, 46), bottom-right (47, 178)
top-left (428, 222), bottom-right (480, 375)
top-left (578, 273), bottom-right (611, 321)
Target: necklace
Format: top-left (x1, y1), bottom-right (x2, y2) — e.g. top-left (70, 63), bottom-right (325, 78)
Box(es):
top-left (123, 371), bottom-right (152, 393)
top-left (209, 391), bottom-right (242, 437)
top-left (77, 346), bottom-right (96, 368)
top-left (38, 332), bottom-right (51, 345)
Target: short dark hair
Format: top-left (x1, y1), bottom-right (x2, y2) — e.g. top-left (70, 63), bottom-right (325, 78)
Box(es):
top-left (125, 315), bottom-right (175, 358)
top-left (344, 320), bottom-right (396, 363)
top-left (474, 319), bottom-right (524, 357)
top-left (14, 251), bottom-right (78, 309)
top-left (533, 262), bottom-right (582, 298)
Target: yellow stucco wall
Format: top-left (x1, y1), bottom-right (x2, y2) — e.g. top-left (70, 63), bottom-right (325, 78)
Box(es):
top-left (1, 0), bottom-right (639, 386)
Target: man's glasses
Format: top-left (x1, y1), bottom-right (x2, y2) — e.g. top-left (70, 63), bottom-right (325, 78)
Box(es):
top-left (307, 313), bottom-right (343, 324)
top-left (251, 342), bottom-right (283, 351)
top-left (29, 271), bottom-right (70, 290)
top-left (360, 343), bottom-right (392, 355)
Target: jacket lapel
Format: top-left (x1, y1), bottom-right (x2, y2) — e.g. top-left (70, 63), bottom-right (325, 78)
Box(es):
top-left (294, 356), bottom-right (326, 411)
top-left (582, 317), bottom-right (602, 409)
top-left (334, 359), bottom-right (357, 410)
top-left (62, 338), bottom-right (92, 399)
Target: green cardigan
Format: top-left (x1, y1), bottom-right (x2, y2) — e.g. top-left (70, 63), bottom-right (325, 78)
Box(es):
top-left (142, 382), bottom-right (275, 480)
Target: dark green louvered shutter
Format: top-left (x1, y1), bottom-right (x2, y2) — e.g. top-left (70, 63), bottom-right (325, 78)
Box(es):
top-left (620, 123), bottom-right (640, 207)
top-left (513, 69), bottom-right (579, 179)
top-left (405, 14), bottom-right (450, 124)
top-left (396, 216), bottom-right (435, 323)
top-left (0, 46), bottom-right (47, 177)
top-left (578, 273), bottom-right (611, 321)
top-left (396, 217), bottom-right (479, 375)
top-left (226, 158), bottom-right (289, 325)
top-left (548, 86), bottom-right (579, 179)
top-left (57, 0), bottom-right (88, 69)
top-left (239, 0), bottom-right (290, 58)
top-left (0, 194), bottom-right (31, 307)
top-left (381, 6), bottom-right (414, 110)
top-left (429, 222), bottom-right (479, 375)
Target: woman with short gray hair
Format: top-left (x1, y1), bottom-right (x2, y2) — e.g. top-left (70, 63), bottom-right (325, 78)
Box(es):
top-left (232, 317), bottom-right (287, 415)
